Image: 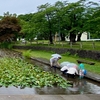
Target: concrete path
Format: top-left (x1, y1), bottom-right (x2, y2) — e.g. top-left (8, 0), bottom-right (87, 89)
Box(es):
top-left (0, 94), bottom-right (100, 100)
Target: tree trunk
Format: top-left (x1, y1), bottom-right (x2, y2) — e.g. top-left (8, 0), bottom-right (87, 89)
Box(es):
top-left (69, 32), bottom-right (76, 43)
top-left (49, 31), bottom-right (53, 44)
top-left (60, 33), bottom-right (65, 41)
top-left (77, 33), bottom-right (82, 41)
top-left (47, 15), bottom-right (53, 44)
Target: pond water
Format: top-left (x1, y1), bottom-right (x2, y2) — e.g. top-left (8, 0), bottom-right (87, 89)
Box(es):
top-left (0, 79), bottom-right (100, 95)
top-left (0, 61), bottom-right (100, 95)
top-left (0, 59), bottom-right (100, 95)
top-left (30, 60), bottom-right (100, 95)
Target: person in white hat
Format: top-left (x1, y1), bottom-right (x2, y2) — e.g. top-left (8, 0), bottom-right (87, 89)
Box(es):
top-left (50, 56), bottom-right (61, 71)
top-left (66, 66), bottom-right (78, 78)
top-left (60, 65), bottom-right (69, 74)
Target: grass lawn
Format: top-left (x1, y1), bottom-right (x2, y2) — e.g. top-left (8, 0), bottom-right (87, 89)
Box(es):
top-left (15, 40), bottom-right (100, 51)
top-left (14, 49), bottom-right (100, 75)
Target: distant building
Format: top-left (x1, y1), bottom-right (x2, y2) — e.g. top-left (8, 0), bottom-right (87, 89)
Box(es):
top-left (80, 32), bottom-right (88, 41)
top-left (54, 32), bottom-right (61, 42)
top-left (65, 32), bottom-right (88, 41)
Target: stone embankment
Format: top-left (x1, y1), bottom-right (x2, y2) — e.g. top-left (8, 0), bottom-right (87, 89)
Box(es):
top-left (13, 45), bottom-right (100, 61)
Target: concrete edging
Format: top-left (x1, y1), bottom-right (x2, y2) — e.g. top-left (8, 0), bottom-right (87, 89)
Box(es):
top-left (30, 57), bottom-right (100, 83)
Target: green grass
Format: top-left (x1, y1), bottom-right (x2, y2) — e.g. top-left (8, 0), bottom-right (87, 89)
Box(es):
top-left (15, 40), bottom-right (100, 51)
top-left (15, 49), bottom-right (100, 75)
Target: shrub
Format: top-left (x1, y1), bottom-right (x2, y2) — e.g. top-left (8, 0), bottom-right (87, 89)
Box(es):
top-left (22, 49), bottom-right (32, 58)
top-left (0, 42), bottom-right (13, 49)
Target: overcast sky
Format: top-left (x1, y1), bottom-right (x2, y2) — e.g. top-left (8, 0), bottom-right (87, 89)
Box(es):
top-left (0, 0), bottom-right (99, 16)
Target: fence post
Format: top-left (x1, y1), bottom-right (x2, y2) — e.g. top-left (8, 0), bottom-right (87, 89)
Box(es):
top-left (92, 41), bottom-right (95, 49)
top-left (36, 40), bottom-right (38, 44)
top-left (70, 42), bottom-right (72, 48)
top-left (80, 42), bottom-right (83, 49)
top-left (48, 41), bottom-right (50, 46)
top-left (54, 42), bottom-right (56, 46)
top-left (61, 42), bottom-right (64, 46)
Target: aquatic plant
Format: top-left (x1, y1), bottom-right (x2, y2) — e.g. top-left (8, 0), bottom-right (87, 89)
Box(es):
top-left (0, 57), bottom-right (70, 88)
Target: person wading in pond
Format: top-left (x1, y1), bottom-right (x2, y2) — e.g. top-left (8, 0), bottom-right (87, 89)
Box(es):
top-left (50, 56), bottom-right (61, 71)
top-left (78, 63), bottom-right (87, 79)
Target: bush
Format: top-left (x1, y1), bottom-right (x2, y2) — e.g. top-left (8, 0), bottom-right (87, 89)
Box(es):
top-left (0, 42), bottom-right (13, 49)
top-left (22, 49), bottom-right (32, 58)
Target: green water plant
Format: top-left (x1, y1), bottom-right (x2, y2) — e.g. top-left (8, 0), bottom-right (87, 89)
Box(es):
top-left (0, 57), bottom-right (70, 88)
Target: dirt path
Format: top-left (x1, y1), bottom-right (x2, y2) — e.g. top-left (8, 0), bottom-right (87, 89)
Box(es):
top-left (0, 49), bottom-right (22, 58)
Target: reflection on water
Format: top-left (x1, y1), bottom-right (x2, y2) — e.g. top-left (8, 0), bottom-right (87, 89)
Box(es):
top-left (0, 78), bottom-right (100, 95)
top-left (0, 86), bottom-right (37, 95)
top-left (86, 82), bottom-right (100, 94)
top-left (33, 61), bottom-right (100, 95)
top-left (0, 60), bottom-right (100, 95)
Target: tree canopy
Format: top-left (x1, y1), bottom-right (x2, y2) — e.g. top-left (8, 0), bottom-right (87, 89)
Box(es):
top-left (1, 0), bottom-right (99, 44)
top-left (0, 13), bottom-right (21, 42)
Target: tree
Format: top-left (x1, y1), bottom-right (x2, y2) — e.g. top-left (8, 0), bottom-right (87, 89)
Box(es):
top-left (18, 13), bottom-right (34, 40)
top-left (17, 0), bottom-right (100, 43)
top-left (0, 14), bottom-right (21, 42)
top-left (60, 0), bottom-right (87, 42)
top-left (37, 3), bottom-right (57, 44)
top-left (84, 1), bottom-right (100, 39)
top-left (53, 1), bottom-right (68, 41)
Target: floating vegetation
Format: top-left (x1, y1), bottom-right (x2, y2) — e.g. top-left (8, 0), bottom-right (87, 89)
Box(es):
top-left (0, 57), bottom-right (70, 88)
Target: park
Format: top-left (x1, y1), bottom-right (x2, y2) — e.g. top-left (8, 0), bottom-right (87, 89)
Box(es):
top-left (0, 0), bottom-right (100, 100)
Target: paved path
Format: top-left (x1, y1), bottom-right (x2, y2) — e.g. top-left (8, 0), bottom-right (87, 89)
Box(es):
top-left (0, 94), bottom-right (100, 100)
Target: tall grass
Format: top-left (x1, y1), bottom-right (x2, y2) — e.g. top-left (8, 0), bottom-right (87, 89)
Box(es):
top-left (22, 49), bottom-right (32, 58)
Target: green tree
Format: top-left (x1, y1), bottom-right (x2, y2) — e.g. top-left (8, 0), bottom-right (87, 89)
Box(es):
top-left (18, 13), bottom-right (35, 41)
top-left (17, 0), bottom-right (100, 43)
top-left (37, 3), bottom-right (58, 44)
top-left (84, 1), bottom-right (100, 39)
top-left (53, 1), bottom-right (68, 41)
top-left (60, 0), bottom-right (86, 42)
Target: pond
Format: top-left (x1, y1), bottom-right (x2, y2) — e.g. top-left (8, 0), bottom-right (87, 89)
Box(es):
top-left (0, 80), bottom-right (99, 95)
top-left (0, 78), bottom-right (100, 95)
top-left (0, 49), bottom-right (100, 95)
top-left (1, 58), bottom-right (100, 95)
top-left (29, 59), bottom-right (100, 95)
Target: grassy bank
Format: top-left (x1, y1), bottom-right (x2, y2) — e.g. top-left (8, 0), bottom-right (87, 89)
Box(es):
top-left (15, 41), bottom-right (100, 51)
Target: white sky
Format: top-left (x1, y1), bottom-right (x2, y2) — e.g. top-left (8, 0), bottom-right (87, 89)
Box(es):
top-left (0, 0), bottom-right (99, 16)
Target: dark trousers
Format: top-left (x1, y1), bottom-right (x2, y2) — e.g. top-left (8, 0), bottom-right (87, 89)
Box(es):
top-left (61, 70), bottom-right (68, 74)
top-left (67, 73), bottom-right (76, 78)
top-left (51, 66), bottom-right (57, 71)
